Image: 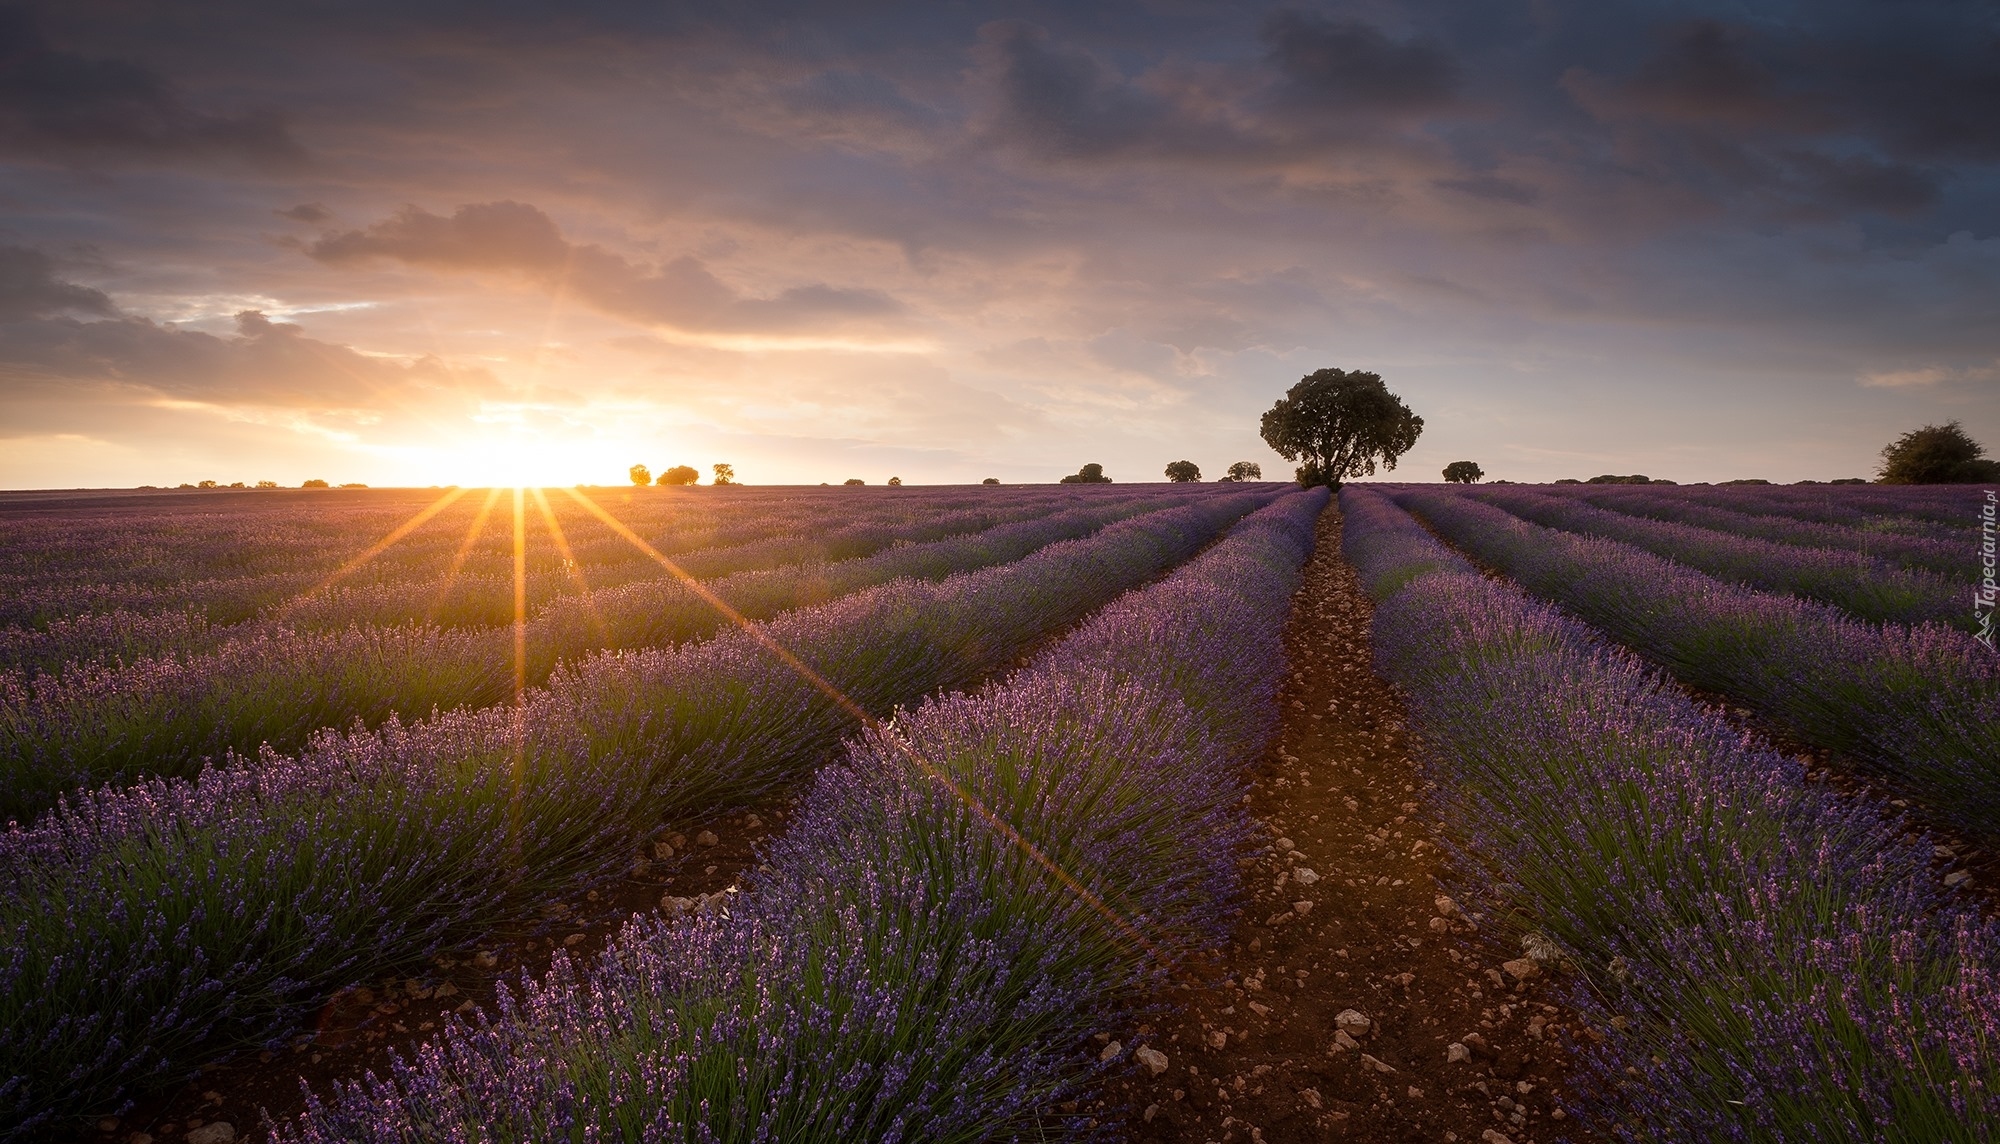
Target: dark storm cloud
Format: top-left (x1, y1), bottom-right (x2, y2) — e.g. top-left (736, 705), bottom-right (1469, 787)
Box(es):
top-left (0, 245), bottom-right (114, 320)
top-left (972, 21), bottom-right (1238, 161)
top-left (0, 4), bottom-right (304, 168)
top-left (307, 201), bottom-right (905, 335)
top-left (1260, 11), bottom-right (1458, 117)
top-left (0, 309), bottom-right (488, 406)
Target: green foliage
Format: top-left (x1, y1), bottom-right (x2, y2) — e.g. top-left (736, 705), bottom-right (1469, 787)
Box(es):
top-left (1223, 461), bottom-right (1262, 482)
top-left (1058, 463), bottom-right (1112, 484)
top-left (1442, 460), bottom-right (1484, 484)
top-left (712, 463), bottom-right (736, 486)
top-left (1259, 367), bottom-right (1423, 489)
top-left (1879, 421), bottom-right (2000, 484)
top-left (657, 465), bottom-right (700, 486)
top-left (1164, 460), bottom-right (1201, 482)
top-left (628, 464), bottom-right (651, 487)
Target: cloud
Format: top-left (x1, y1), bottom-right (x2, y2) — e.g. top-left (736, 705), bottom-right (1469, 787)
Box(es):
top-left (0, 4), bottom-right (304, 168)
top-left (0, 308), bottom-right (491, 407)
top-left (276, 202), bottom-right (332, 223)
top-left (1860, 361), bottom-right (2000, 389)
top-left (1259, 11), bottom-right (1458, 117)
top-left (307, 201), bottom-right (906, 336)
top-left (0, 245), bottom-right (115, 320)
top-left (971, 20), bottom-right (1239, 161)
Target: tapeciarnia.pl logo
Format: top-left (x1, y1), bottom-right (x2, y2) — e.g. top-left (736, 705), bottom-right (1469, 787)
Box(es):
top-left (1977, 489), bottom-right (1997, 652)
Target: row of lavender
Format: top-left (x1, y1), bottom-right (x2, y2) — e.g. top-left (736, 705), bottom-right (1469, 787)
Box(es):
top-left (1547, 485), bottom-right (1966, 575)
top-left (0, 488), bottom-right (1116, 680)
top-left (0, 489), bottom-right (1282, 1138)
top-left (274, 489), bottom-right (1325, 1142)
top-left (1389, 487), bottom-right (2000, 842)
top-left (0, 491), bottom-right (1194, 823)
top-left (1454, 485), bottom-right (1963, 628)
top-left (0, 487), bottom-right (801, 620)
top-left (0, 487), bottom-right (1097, 660)
top-left (0, 484), bottom-right (1137, 633)
top-left (1342, 487), bottom-right (1999, 1141)
top-left (1554, 481), bottom-right (1983, 538)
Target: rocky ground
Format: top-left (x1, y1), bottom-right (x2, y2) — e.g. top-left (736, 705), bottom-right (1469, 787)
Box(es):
top-left (1099, 506), bottom-right (1596, 1144)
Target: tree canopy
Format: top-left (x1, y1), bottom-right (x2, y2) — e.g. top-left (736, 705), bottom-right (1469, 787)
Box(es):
top-left (1059, 463), bottom-right (1112, 484)
top-left (1442, 460), bottom-right (1484, 484)
top-left (1879, 422), bottom-right (2000, 483)
top-left (628, 464), bottom-right (651, 487)
top-left (1259, 368), bottom-right (1423, 488)
top-left (657, 465), bottom-right (700, 486)
top-left (981, 477), bottom-right (1000, 485)
top-left (1164, 460), bottom-right (1201, 482)
top-left (712, 463), bottom-right (736, 486)
top-left (1223, 461), bottom-right (1262, 482)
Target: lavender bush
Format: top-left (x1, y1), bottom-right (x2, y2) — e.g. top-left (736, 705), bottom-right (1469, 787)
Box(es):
top-left (1461, 485), bottom-right (1961, 628)
top-left (0, 491), bottom-right (1190, 821)
top-left (1391, 487), bottom-right (2000, 841)
top-left (0, 490), bottom-right (1281, 1136)
top-left (1562, 486), bottom-right (1967, 576)
top-left (271, 489), bottom-right (1325, 1143)
top-left (1343, 486), bottom-right (2000, 1142)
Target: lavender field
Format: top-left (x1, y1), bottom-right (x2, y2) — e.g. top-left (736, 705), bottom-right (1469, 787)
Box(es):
top-left (3, 478), bottom-right (1997, 1142)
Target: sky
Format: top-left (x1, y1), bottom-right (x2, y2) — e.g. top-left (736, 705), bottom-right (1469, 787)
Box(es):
top-left (1, 0), bottom-right (1996, 489)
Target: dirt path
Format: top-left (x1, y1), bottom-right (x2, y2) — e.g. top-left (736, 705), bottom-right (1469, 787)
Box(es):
top-left (1104, 503), bottom-right (1595, 1143)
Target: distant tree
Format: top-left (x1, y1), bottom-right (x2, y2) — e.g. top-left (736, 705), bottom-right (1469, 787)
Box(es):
top-left (712, 463), bottom-right (736, 486)
top-left (255, 479), bottom-right (278, 489)
top-left (982, 477), bottom-right (1000, 485)
top-left (228, 481), bottom-right (245, 488)
top-left (196, 479), bottom-right (218, 489)
top-left (302, 478), bottom-right (329, 488)
top-left (1879, 421), bottom-right (2000, 483)
top-left (1586, 474), bottom-right (1650, 485)
top-left (887, 476), bottom-right (902, 486)
top-left (1260, 368), bottom-right (1423, 489)
top-left (1059, 462), bottom-right (1112, 484)
top-left (1831, 477), bottom-right (1869, 485)
top-left (844, 478), bottom-right (866, 486)
top-left (657, 465), bottom-right (700, 486)
top-left (1719, 478), bottom-right (1771, 486)
top-left (1222, 461), bottom-right (1262, 482)
top-left (1442, 461), bottom-right (1484, 484)
top-left (628, 463), bottom-right (651, 487)
top-left (1164, 460), bottom-right (1201, 482)
top-left (338, 482), bottom-right (369, 489)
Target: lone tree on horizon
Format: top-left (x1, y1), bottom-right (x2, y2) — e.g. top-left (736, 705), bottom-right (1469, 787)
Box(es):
top-left (628, 463), bottom-right (651, 487)
top-left (1878, 422), bottom-right (2000, 483)
top-left (712, 463), bottom-right (736, 486)
top-left (657, 464), bottom-right (699, 486)
top-left (1260, 368), bottom-right (1423, 489)
top-left (1443, 460), bottom-right (1484, 483)
top-left (1059, 463), bottom-right (1112, 484)
top-left (1164, 460), bottom-right (1201, 482)
top-left (1223, 461), bottom-right (1262, 482)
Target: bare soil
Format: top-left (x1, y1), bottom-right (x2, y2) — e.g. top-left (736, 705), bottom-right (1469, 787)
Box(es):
top-left (1100, 505), bottom-right (1597, 1144)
